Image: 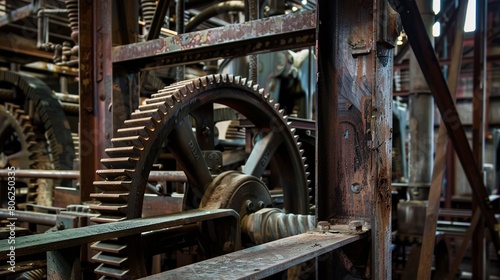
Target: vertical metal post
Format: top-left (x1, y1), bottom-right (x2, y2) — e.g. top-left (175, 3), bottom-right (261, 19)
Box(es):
top-left (316, 0), bottom-right (393, 278)
top-left (245, 0), bottom-right (259, 82)
top-left (79, 0), bottom-right (113, 202)
top-left (407, 0), bottom-right (434, 201)
top-left (176, 0), bottom-right (185, 81)
top-left (472, 0), bottom-right (488, 278)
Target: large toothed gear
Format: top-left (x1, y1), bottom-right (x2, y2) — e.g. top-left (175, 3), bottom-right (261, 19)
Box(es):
top-left (90, 74), bottom-right (310, 278)
top-left (0, 70), bottom-right (75, 183)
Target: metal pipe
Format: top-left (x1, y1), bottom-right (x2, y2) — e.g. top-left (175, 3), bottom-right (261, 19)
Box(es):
top-left (407, 0), bottom-right (434, 200)
top-left (0, 208), bottom-right (57, 226)
top-left (0, 169), bottom-right (187, 182)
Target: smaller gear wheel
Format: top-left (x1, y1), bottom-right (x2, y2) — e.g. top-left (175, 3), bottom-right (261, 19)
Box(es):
top-left (0, 103), bottom-right (54, 208)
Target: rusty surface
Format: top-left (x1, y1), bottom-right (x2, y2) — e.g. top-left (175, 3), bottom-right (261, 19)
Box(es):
top-left (79, 0), bottom-right (113, 203)
top-left (472, 0), bottom-right (488, 278)
top-left (140, 232), bottom-right (365, 280)
top-left (113, 11), bottom-right (316, 67)
top-left (317, 1), bottom-right (393, 278)
top-left (394, 0), bottom-right (500, 257)
top-left (0, 209), bottom-right (238, 259)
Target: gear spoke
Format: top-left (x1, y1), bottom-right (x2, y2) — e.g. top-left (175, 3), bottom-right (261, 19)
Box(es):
top-left (7, 150), bottom-right (31, 167)
top-left (167, 116), bottom-right (213, 193)
top-left (243, 130), bottom-right (283, 178)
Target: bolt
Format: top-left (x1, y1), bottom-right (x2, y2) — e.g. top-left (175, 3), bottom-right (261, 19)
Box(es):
top-left (317, 220), bottom-right (330, 231)
top-left (348, 220), bottom-right (363, 232)
top-left (223, 241), bottom-right (233, 252)
top-left (201, 126), bottom-right (211, 136)
top-left (246, 200), bottom-right (254, 211)
top-left (258, 201), bottom-right (265, 209)
top-left (351, 183), bottom-right (361, 194)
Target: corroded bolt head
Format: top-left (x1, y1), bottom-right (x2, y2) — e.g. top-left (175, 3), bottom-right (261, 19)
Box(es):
top-left (317, 220), bottom-right (330, 231)
top-left (348, 220), bottom-right (363, 231)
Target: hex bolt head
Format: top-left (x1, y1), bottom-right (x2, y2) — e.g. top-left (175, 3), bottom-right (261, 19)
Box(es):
top-left (348, 220), bottom-right (363, 232)
top-left (317, 220), bottom-right (330, 231)
top-left (246, 200), bottom-right (254, 211)
top-left (258, 201), bottom-right (266, 209)
top-left (223, 241), bottom-right (233, 252)
top-left (350, 183), bottom-right (361, 194)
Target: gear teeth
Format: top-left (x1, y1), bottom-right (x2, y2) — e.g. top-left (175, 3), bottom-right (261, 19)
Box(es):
top-left (96, 169), bottom-right (134, 180)
top-left (263, 93), bottom-right (270, 100)
top-left (92, 252), bottom-right (128, 266)
top-left (240, 77), bottom-right (247, 86)
top-left (116, 126), bottom-right (152, 137)
top-left (94, 180), bottom-right (132, 191)
top-left (123, 117), bottom-right (158, 128)
top-left (131, 109), bottom-right (163, 120)
top-left (90, 192), bottom-right (129, 202)
top-left (111, 136), bottom-right (148, 148)
top-left (307, 180), bottom-right (312, 186)
top-left (145, 95), bottom-right (175, 106)
top-left (105, 146), bottom-right (142, 158)
top-left (278, 109), bottom-right (285, 115)
top-left (100, 157), bottom-right (138, 169)
top-left (138, 101), bottom-right (167, 112)
top-left (91, 241), bottom-right (127, 254)
top-left (90, 203), bottom-right (128, 213)
top-left (274, 103), bottom-right (280, 110)
top-left (297, 142), bottom-right (302, 149)
top-left (293, 135), bottom-right (299, 142)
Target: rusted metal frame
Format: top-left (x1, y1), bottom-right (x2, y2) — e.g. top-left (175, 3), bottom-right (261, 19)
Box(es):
top-left (0, 169), bottom-right (188, 181)
top-left (78, 0), bottom-right (113, 202)
top-left (112, 11), bottom-right (316, 68)
top-left (394, 0), bottom-right (500, 258)
top-left (472, 0), bottom-right (488, 278)
top-left (448, 207), bottom-right (481, 279)
top-left (147, 0), bottom-right (171, 40)
top-left (445, 142), bottom-right (455, 209)
top-left (0, 209), bottom-right (238, 259)
top-left (114, 0), bottom-right (139, 45)
top-left (317, 0), bottom-right (393, 278)
top-left (245, 0), bottom-right (259, 82)
top-left (0, 3), bottom-right (33, 28)
top-left (176, 0), bottom-right (185, 81)
top-left (416, 1), bottom-right (468, 279)
top-left (139, 232), bottom-right (366, 280)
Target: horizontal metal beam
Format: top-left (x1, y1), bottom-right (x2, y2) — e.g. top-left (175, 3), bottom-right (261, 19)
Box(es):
top-left (0, 4), bottom-right (33, 28)
top-left (0, 209), bottom-right (237, 259)
top-left (113, 11), bottom-right (316, 68)
top-left (140, 231), bottom-right (364, 279)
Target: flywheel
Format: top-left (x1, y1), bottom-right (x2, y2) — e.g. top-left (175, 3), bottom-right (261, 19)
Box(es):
top-left (90, 74), bottom-right (310, 278)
